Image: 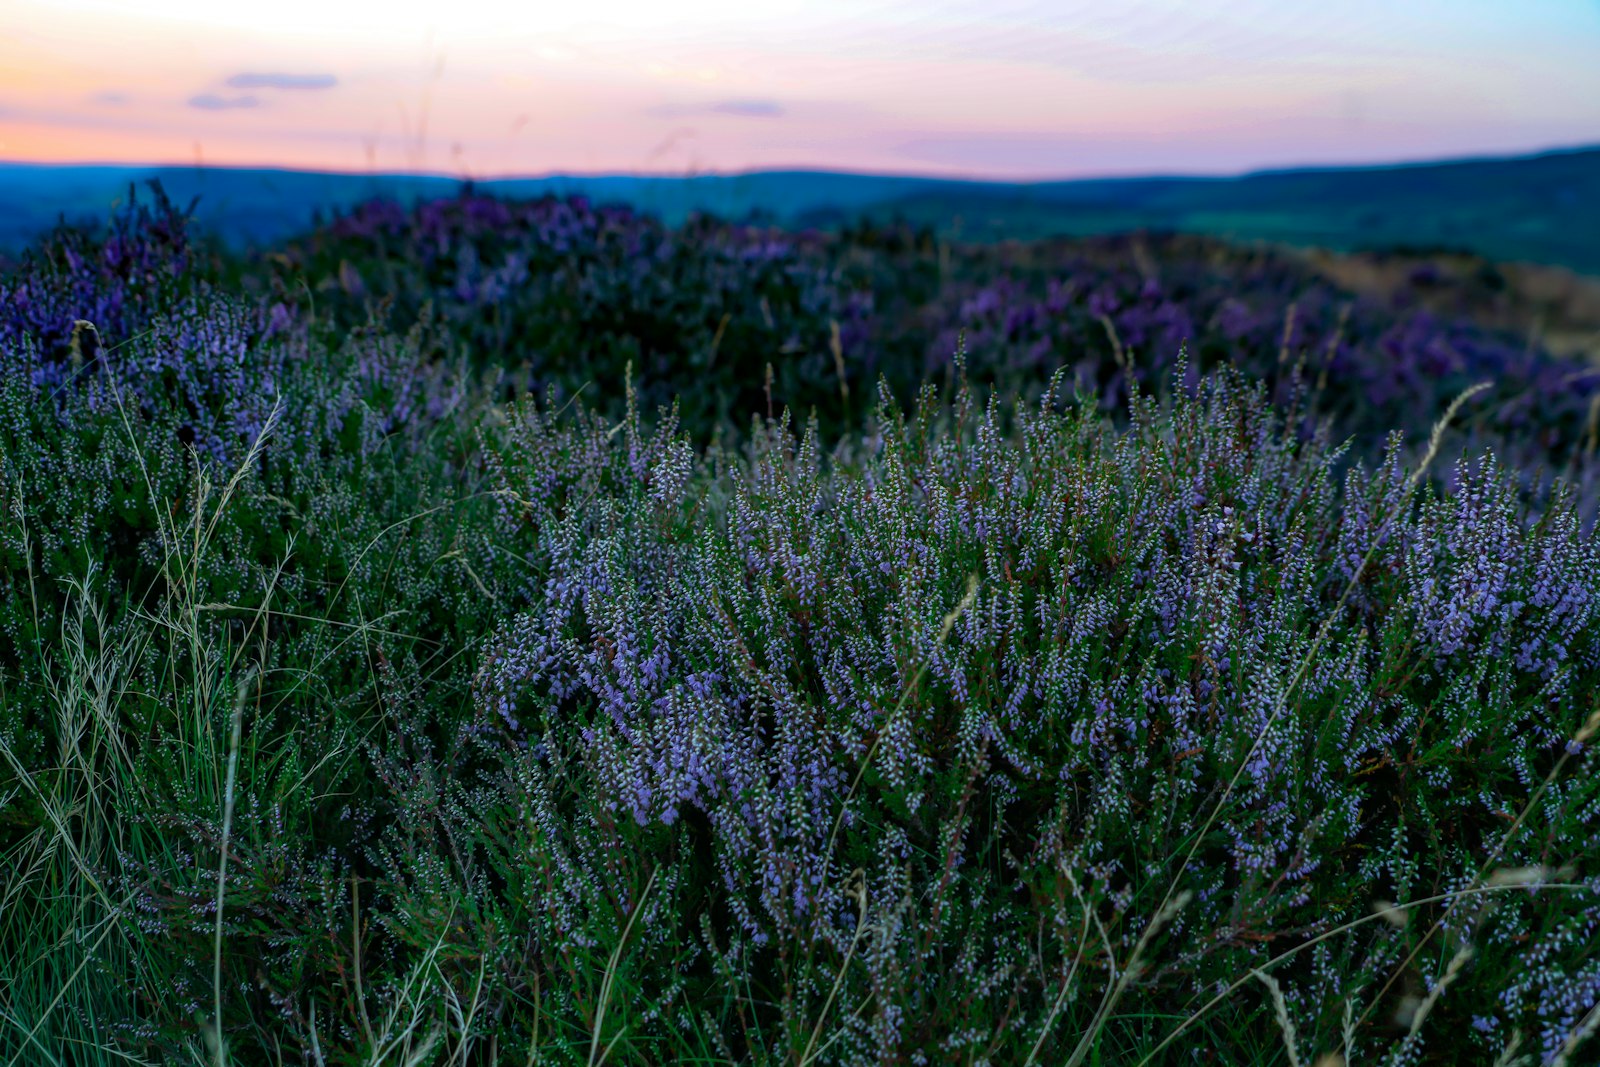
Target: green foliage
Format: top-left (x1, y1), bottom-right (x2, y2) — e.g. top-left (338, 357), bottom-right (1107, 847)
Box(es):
top-left (1, 194), bottom-right (1597, 1066)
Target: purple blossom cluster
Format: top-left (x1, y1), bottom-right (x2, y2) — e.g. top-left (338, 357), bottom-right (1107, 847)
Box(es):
top-left (473, 370), bottom-right (1600, 1060)
top-left (903, 236), bottom-right (1599, 461)
top-left (267, 193), bottom-right (873, 434)
top-left (0, 182), bottom-right (199, 370)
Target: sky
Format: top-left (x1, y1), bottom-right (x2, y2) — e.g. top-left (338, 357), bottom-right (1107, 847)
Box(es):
top-left (2, 0), bottom-right (1598, 181)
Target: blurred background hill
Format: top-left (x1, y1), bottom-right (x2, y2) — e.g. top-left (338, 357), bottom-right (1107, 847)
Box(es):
top-left (3, 142), bottom-right (1596, 273)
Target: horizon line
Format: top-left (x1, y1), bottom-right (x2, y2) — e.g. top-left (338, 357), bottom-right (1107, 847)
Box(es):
top-left (2, 139), bottom-right (1597, 188)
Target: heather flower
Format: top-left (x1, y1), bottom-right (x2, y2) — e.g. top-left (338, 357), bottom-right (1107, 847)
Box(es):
top-left (475, 368), bottom-right (1600, 1063)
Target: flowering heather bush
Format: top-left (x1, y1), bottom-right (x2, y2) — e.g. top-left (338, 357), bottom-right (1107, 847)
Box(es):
top-left (262, 194), bottom-right (871, 434)
top-left (903, 234), bottom-right (1600, 462)
top-left (450, 371), bottom-right (1600, 1063)
top-left (0, 262), bottom-right (523, 1058)
top-left (0, 182), bottom-right (206, 370)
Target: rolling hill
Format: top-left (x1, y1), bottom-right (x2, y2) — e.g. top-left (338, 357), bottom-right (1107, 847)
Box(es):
top-left (1, 143), bottom-right (1596, 273)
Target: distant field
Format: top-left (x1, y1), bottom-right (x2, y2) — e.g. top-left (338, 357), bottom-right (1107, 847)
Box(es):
top-left (2, 142), bottom-right (1597, 273)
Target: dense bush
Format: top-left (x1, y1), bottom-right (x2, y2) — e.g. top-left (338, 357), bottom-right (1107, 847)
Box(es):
top-left (909, 236), bottom-right (1600, 461)
top-left (256, 195), bottom-right (873, 436)
top-left (0, 189), bottom-right (1597, 1065)
top-left (0, 182), bottom-right (207, 374)
top-left (0, 196), bottom-right (526, 1059)
top-left (459, 371), bottom-right (1599, 1064)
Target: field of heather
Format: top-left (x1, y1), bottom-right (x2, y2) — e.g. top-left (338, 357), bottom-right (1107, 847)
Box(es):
top-left (1, 186), bottom-right (1598, 1066)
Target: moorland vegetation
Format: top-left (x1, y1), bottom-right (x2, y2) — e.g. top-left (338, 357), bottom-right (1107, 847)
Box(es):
top-left (1, 184), bottom-right (1597, 1065)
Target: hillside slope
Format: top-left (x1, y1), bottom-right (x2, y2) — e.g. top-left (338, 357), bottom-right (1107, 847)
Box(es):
top-left (0, 143), bottom-right (1595, 272)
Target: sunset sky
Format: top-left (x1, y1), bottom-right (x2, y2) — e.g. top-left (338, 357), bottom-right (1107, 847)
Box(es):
top-left (4, 0), bottom-right (1599, 181)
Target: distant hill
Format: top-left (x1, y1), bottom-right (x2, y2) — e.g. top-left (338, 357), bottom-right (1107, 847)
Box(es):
top-left (878, 147), bottom-right (1600, 273)
top-left (1, 144), bottom-right (1596, 273)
